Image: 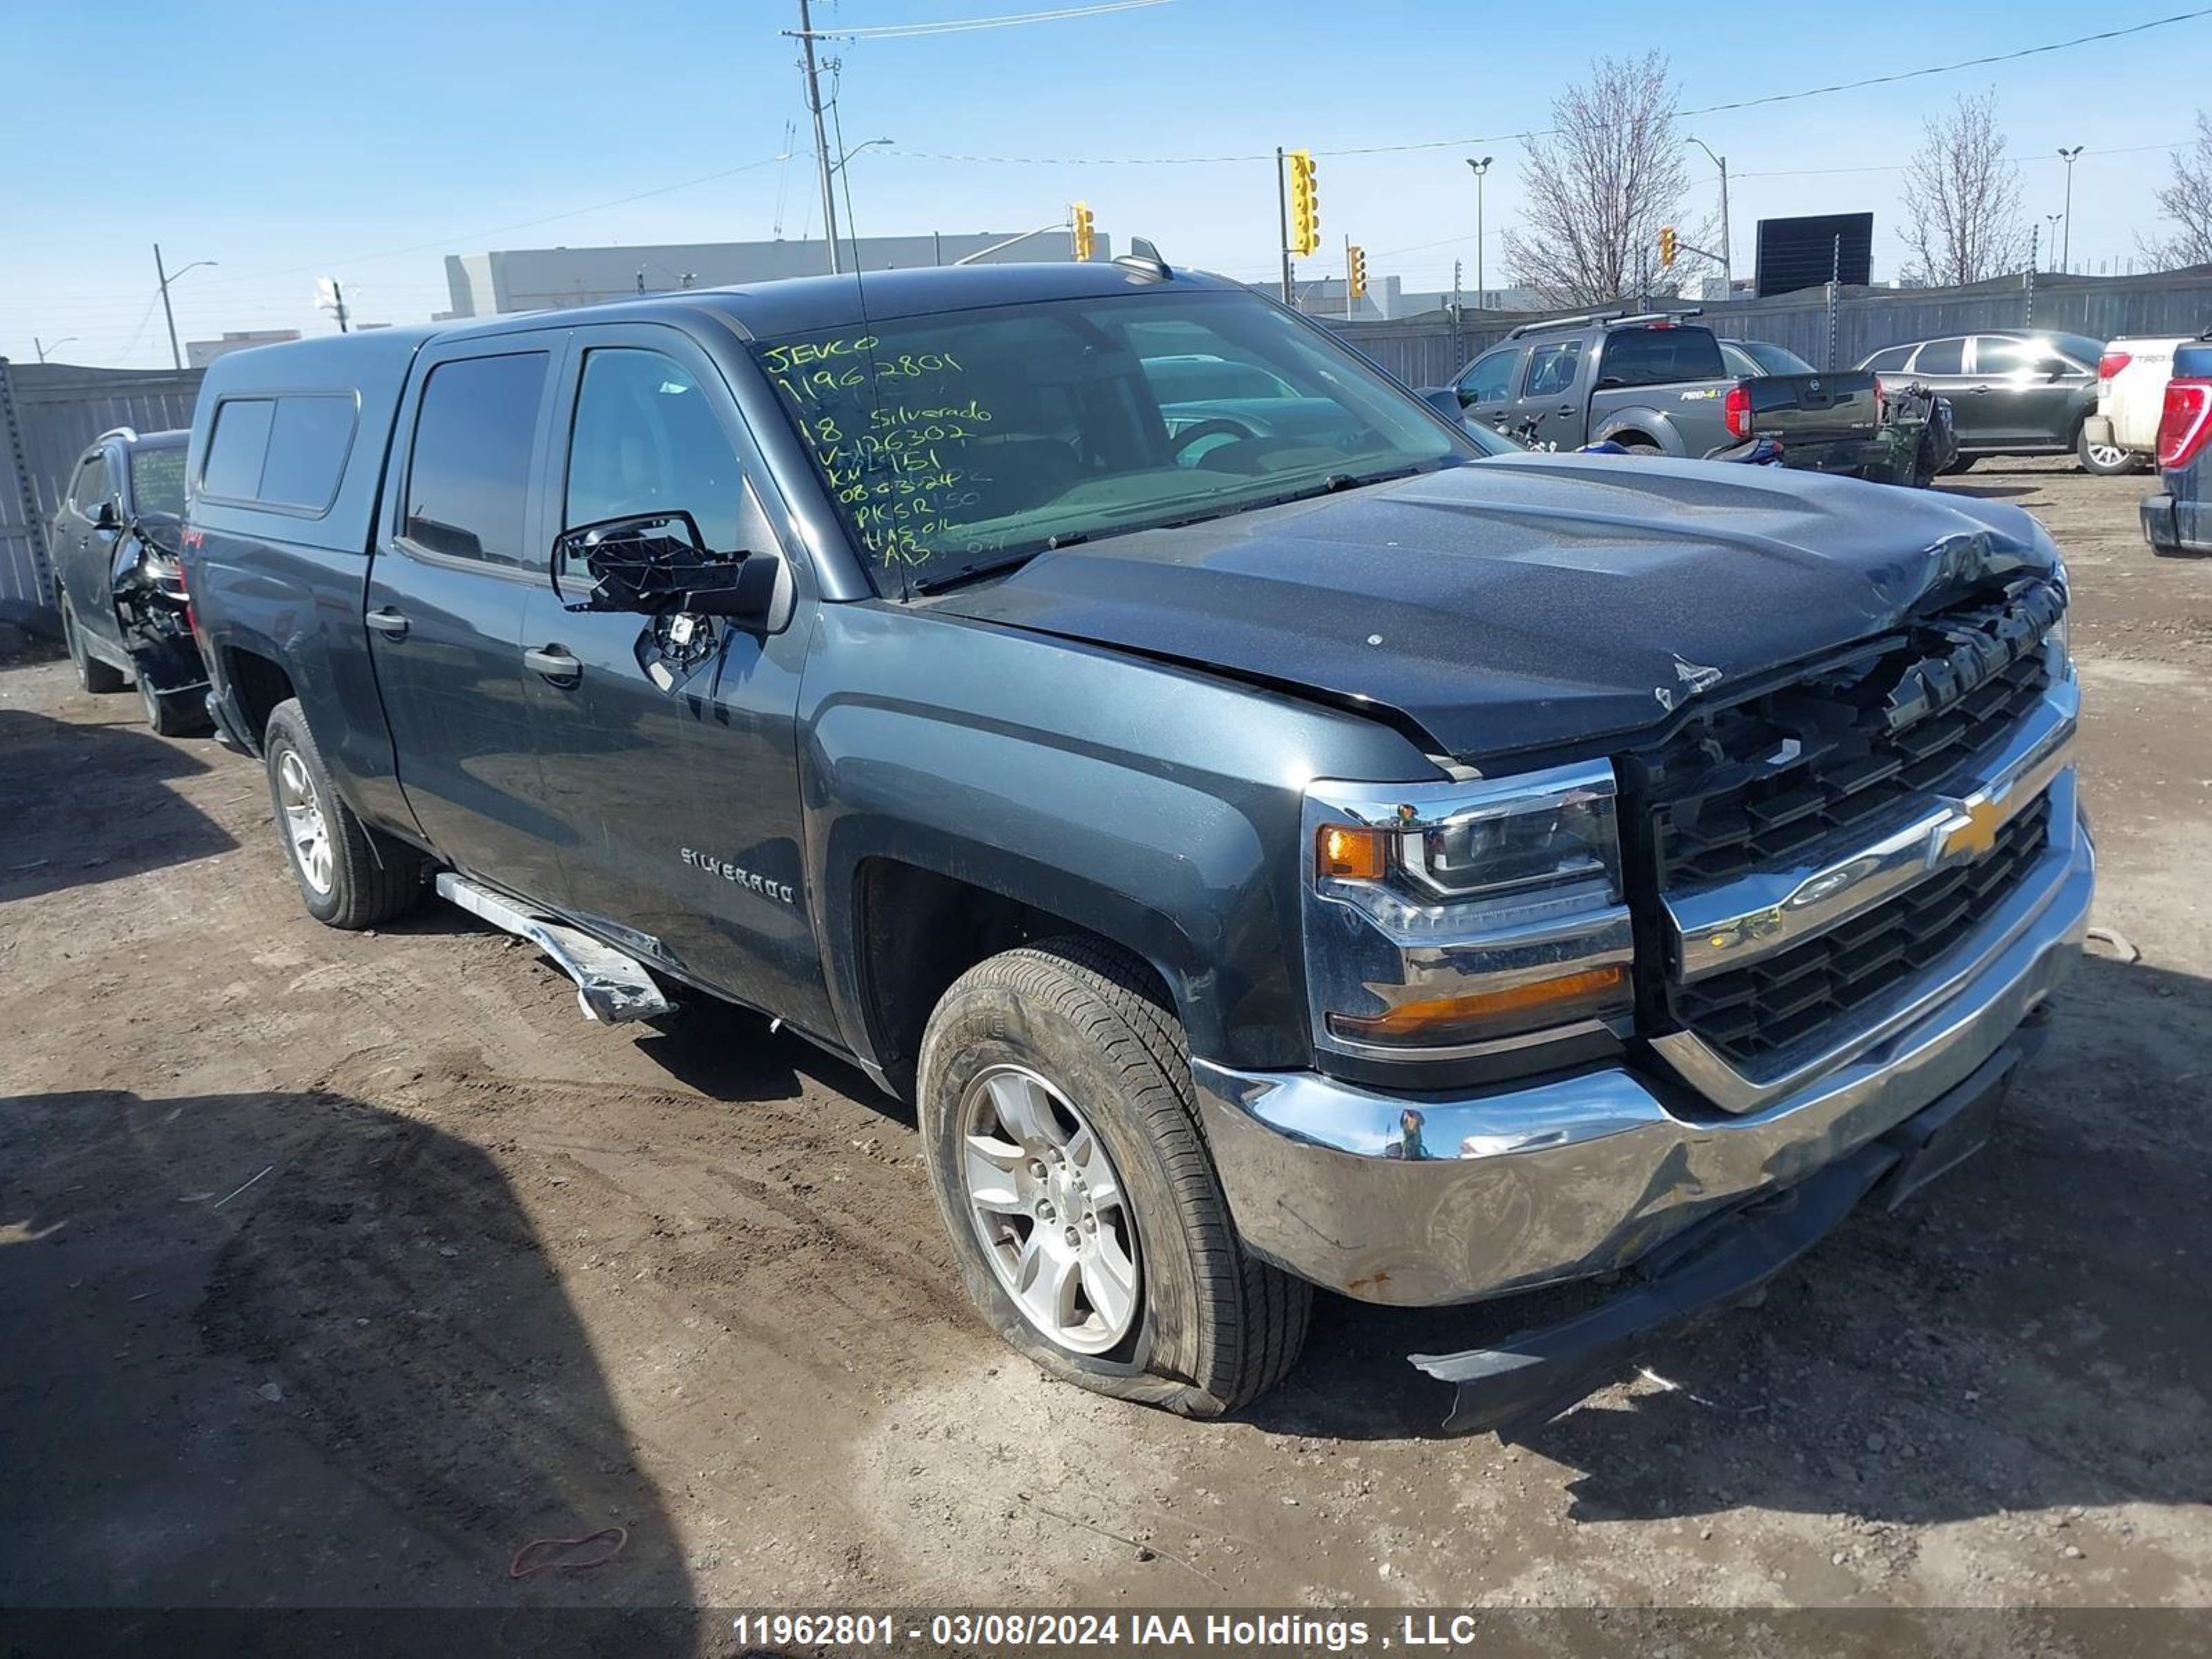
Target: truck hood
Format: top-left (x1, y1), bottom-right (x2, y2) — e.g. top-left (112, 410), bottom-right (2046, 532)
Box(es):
top-left (924, 451), bottom-right (2059, 763)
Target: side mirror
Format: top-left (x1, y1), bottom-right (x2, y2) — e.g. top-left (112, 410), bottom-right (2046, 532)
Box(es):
top-left (1421, 388), bottom-right (1466, 421)
top-left (93, 500), bottom-right (121, 532)
top-left (552, 512), bottom-right (775, 624)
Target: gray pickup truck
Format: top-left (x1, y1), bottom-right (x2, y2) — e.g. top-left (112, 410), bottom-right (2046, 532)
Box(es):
top-left (180, 259), bottom-right (2092, 1432)
top-left (1444, 312), bottom-right (1750, 455)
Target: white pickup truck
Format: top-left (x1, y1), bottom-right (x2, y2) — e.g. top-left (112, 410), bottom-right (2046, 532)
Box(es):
top-left (2085, 336), bottom-right (2188, 470)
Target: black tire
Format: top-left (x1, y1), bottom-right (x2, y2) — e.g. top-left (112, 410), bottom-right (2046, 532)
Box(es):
top-left (2075, 423), bottom-right (2141, 476)
top-left (138, 673), bottom-right (212, 738)
top-left (1944, 453), bottom-right (1978, 475)
top-left (62, 598), bottom-right (127, 693)
top-left (918, 937), bottom-right (1310, 1417)
top-left (1617, 439), bottom-right (1664, 456)
top-left (263, 698), bottom-right (427, 929)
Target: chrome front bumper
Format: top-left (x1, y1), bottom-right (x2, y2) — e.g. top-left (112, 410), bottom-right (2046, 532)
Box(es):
top-left (1194, 782), bottom-right (2093, 1307)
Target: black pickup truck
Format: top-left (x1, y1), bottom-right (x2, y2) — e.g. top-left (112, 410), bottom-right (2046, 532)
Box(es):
top-left (181, 260), bottom-right (2092, 1431)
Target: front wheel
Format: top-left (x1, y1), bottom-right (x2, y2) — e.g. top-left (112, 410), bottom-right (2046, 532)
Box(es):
top-left (138, 673), bottom-right (212, 738)
top-left (262, 699), bottom-right (427, 928)
top-left (918, 938), bottom-right (1310, 1416)
top-left (2077, 426), bottom-right (2141, 476)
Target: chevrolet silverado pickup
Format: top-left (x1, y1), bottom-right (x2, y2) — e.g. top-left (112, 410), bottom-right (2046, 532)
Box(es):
top-left (180, 259), bottom-right (2092, 1432)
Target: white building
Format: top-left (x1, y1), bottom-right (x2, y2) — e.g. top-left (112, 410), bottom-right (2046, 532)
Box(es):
top-left (185, 329), bottom-right (301, 367)
top-left (443, 229), bottom-right (1113, 317)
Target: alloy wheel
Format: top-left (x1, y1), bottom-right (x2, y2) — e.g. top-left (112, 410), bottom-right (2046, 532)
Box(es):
top-left (276, 748), bottom-right (335, 895)
top-left (957, 1063), bottom-right (1141, 1356)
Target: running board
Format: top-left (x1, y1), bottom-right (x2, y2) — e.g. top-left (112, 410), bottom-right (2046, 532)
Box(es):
top-left (435, 873), bottom-right (673, 1024)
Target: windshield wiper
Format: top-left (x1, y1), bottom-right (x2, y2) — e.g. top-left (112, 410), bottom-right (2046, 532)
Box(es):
top-left (907, 544), bottom-right (1064, 597)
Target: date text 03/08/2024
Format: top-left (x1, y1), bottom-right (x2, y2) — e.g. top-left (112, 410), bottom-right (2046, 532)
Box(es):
top-left (729, 1611), bottom-right (1516, 1651)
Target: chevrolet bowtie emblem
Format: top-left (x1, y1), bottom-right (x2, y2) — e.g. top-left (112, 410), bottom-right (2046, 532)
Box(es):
top-left (1942, 798), bottom-right (2005, 861)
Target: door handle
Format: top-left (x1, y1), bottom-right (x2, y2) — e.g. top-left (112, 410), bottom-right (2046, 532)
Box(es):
top-left (524, 644), bottom-right (581, 686)
top-left (365, 607), bottom-right (409, 639)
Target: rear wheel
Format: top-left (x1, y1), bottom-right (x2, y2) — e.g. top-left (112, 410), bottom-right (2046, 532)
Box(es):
top-left (1944, 454), bottom-right (1978, 475)
top-left (263, 698), bottom-right (427, 928)
top-left (918, 937), bottom-right (1310, 1416)
top-left (1616, 438), bottom-right (1664, 456)
top-left (62, 599), bottom-right (127, 693)
top-left (2076, 425), bottom-right (2140, 476)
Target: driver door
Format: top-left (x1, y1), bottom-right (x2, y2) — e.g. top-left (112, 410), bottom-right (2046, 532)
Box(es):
top-left (518, 324), bottom-right (829, 1027)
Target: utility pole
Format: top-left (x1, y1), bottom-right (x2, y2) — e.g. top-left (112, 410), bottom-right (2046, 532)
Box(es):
top-left (1465, 156), bottom-right (1492, 306)
top-left (1275, 147), bottom-right (1293, 304)
top-left (154, 243), bottom-right (181, 371)
top-left (2026, 223), bottom-right (2039, 328)
top-left (1685, 137), bottom-right (1732, 298)
top-left (795, 0), bottom-right (842, 275)
top-left (2058, 145), bottom-right (2083, 273)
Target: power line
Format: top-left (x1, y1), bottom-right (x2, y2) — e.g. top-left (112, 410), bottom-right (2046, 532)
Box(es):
top-left (879, 10), bottom-right (2212, 166)
top-left (794, 0), bottom-right (1172, 39)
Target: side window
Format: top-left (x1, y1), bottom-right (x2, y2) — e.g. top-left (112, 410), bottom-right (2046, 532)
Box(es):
top-left (69, 453), bottom-right (110, 511)
top-left (1913, 338), bottom-right (1965, 375)
top-left (201, 399), bottom-right (276, 500)
top-left (1457, 348), bottom-right (1519, 405)
top-left (563, 347), bottom-right (756, 552)
top-left (404, 352), bottom-right (550, 568)
top-left (258, 397), bottom-right (357, 512)
top-left (1862, 346), bottom-right (1913, 373)
top-left (1978, 338), bottom-right (2072, 378)
top-left (1524, 340), bottom-right (1584, 399)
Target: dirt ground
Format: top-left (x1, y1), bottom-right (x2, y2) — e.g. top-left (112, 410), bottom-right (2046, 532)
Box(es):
top-left (3, 460), bottom-right (2208, 1638)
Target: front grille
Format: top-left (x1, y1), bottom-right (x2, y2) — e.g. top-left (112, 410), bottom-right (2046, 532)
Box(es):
top-left (1673, 794), bottom-right (2052, 1064)
top-left (1644, 581), bottom-right (2064, 888)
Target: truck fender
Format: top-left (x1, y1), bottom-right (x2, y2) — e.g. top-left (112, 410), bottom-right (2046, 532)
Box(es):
top-left (1591, 406), bottom-right (1684, 454)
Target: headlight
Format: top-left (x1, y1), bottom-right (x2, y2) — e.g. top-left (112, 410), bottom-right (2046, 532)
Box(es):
top-left (1304, 761), bottom-right (1634, 1059)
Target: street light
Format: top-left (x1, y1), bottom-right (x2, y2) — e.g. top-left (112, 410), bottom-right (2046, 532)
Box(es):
top-left (2057, 145), bottom-right (2084, 274)
top-left (33, 335), bottom-right (77, 364)
top-left (1684, 135), bottom-right (1733, 298)
top-left (1465, 156), bottom-right (1492, 307)
top-left (152, 245), bottom-right (218, 371)
top-left (827, 138), bottom-right (893, 275)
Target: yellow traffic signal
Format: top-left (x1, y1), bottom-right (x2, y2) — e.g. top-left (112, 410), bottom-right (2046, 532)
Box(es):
top-left (1659, 225), bottom-right (1678, 268)
top-left (1071, 201), bottom-right (1095, 262)
top-left (1347, 243), bottom-right (1368, 301)
top-left (1288, 149), bottom-right (1320, 258)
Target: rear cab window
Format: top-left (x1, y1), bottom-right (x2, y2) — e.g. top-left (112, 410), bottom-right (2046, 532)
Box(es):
top-left (1595, 326), bottom-right (1726, 388)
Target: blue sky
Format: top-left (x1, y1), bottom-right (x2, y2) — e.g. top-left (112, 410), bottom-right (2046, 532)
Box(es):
top-left (2, 0), bottom-right (2204, 367)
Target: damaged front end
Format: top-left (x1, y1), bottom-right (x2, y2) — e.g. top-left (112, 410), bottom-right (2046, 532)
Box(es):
top-left (111, 513), bottom-right (212, 724)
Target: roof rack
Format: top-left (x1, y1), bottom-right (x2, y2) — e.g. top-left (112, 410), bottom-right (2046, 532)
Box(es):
top-left (1505, 306), bottom-right (1703, 340)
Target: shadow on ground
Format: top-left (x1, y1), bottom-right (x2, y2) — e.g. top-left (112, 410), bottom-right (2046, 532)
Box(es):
top-left (0, 1086), bottom-right (698, 1647)
top-left (1244, 953), bottom-right (2212, 1528)
top-left (0, 708), bottom-right (234, 900)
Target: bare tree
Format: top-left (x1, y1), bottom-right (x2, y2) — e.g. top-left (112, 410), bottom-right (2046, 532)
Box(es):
top-left (2140, 111), bottom-right (2212, 269)
top-left (1505, 53), bottom-right (1708, 308)
top-left (1900, 92), bottom-right (2030, 285)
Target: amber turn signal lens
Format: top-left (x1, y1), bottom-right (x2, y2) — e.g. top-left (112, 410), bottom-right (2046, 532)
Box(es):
top-left (1327, 964), bottom-right (1628, 1044)
top-left (1317, 824), bottom-right (1388, 881)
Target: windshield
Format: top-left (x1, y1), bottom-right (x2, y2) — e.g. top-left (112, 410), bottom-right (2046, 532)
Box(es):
top-left (753, 288), bottom-right (1474, 589)
top-left (129, 443), bottom-right (187, 518)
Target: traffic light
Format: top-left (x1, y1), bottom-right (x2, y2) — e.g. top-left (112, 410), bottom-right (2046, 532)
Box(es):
top-left (1288, 149), bottom-right (1320, 258)
top-left (1071, 201), bottom-right (1094, 262)
top-left (1347, 243), bottom-right (1368, 301)
top-left (1659, 225), bottom-right (1678, 269)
